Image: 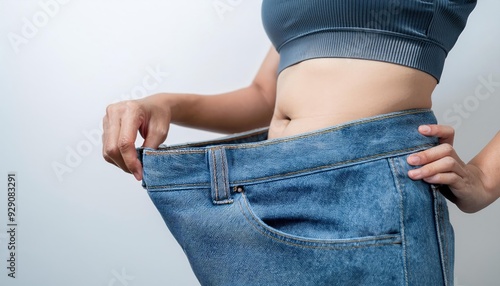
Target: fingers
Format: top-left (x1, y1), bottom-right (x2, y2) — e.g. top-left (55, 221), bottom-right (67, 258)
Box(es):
top-left (421, 172), bottom-right (464, 189)
top-left (408, 154), bottom-right (466, 181)
top-left (418, 124), bottom-right (455, 145)
top-left (118, 108), bottom-right (144, 181)
top-left (102, 101), bottom-right (145, 181)
top-left (407, 140), bottom-right (468, 191)
top-left (141, 113), bottom-right (170, 150)
top-left (408, 123), bottom-right (462, 184)
top-left (102, 114), bottom-right (119, 168)
top-left (409, 125), bottom-right (490, 213)
top-left (408, 143), bottom-right (459, 167)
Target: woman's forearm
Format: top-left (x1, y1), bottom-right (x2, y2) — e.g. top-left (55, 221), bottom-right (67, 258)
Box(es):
top-left (160, 84), bottom-right (276, 134)
top-left (469, 131), bottom-right (500, 204)
top-left (160, 47), bottom-right (279, 134)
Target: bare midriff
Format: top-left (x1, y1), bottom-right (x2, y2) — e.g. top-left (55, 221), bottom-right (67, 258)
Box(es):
top-left (267, 58), bottom-right (438, 139)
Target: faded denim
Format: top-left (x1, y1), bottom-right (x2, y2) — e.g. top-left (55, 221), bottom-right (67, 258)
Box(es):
top-left (138, 109), bottom-right (454, 286)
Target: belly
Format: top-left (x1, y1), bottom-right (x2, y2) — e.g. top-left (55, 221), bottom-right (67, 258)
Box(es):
top-left (267, 58), bottom-right (438, 139)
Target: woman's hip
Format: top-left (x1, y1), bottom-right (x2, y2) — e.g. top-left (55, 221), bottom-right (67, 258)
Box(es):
top-left (138, 109), bottom-right (454, 285)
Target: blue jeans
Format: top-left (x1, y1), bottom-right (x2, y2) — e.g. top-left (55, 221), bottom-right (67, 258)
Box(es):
top-left (138, 109), bottom-right (454, 286)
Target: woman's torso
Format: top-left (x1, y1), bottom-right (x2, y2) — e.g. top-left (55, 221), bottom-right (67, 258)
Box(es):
top-left (267, 59), bottom-right (437, 139)
top-left (262, 0), bottom-right (477, 139)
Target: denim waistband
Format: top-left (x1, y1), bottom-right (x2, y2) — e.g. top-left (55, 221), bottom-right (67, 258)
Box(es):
top-left (138, 109), bottom-right (438, 190)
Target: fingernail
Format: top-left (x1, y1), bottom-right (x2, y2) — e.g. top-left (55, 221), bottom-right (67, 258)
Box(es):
top-left (408, 155), bottom-right (420, 165)
top-left (408, 169), bottom-right (422, 179)
top-left (419, 125), bottom-right (431, 134)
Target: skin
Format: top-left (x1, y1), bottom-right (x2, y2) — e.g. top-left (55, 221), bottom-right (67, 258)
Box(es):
top-left (408, 125), bottom-right (500, 213)
top-left (102, 47), bottom-right (500, 213)
top-left (268, 56), bottom-right (435, 139)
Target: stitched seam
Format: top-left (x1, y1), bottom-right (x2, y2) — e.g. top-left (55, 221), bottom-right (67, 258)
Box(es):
top-left (389, 157), bottom-right (409, 286)
top-left (145, 145), bottom-right (433, 190)
top-left (238, 200), bottom-right (400, 250)
top-left (226, 110), bottom-right (430, 149)
top-left (144, 145), bottom-right (432, 190)
top-left (238, 193), bottom-right (401, 249)
top-left (444, 198), bottom-right (450, 283)
top-left (221, 149), bottom-right (228, 199)
top-left (145, 149), bottom-right (205, 155)
top-left (151, 109), bottom-right (431, 152)
top-left (147, 183), bottom-right (208, 190)
top-left (277, 27), bottom-right (447, 53)
top-left (432, 186), bottom-right (449, 286)
top-left (211, 149), bottom-right (219, 202)
top-left (443, 202), bottom-right (449, 285)
top-left (232, 145), bottom-right (432, 185)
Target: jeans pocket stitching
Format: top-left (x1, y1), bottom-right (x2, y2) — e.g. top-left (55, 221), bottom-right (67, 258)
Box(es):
top-left (237, 193), bottom-right (402, 250)
top-left (388, 157), bottom-right (409, 285)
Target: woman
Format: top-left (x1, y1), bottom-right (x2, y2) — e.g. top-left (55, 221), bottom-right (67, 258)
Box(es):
top-left (102, 1), bottom-right (499, 285)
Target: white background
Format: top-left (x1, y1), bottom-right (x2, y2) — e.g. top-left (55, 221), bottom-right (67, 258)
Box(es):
top-left (0, 0), bottom-right (499, 285)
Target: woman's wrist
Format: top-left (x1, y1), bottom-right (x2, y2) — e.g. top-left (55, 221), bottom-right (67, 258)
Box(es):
top-left (468, 162), bottom-right (499, 210)
top-left (143, 92), bottom-right (198, 126)
top-left (454, 163), bottom-right (488, 213)
top-left (467, 131), bottom-right (500, 208)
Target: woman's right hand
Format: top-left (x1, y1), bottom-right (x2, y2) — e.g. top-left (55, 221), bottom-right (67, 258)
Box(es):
top-left (101, 47), bottom-right (280, 181)
top-left (102, 94), bottom-right (172, 181)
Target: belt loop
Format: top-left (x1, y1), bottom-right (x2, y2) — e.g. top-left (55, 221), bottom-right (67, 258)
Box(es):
top-left (207, 146), bottom-right (233, 205)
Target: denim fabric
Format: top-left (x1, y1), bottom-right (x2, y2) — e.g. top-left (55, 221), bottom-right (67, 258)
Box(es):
top-left (138, 109), bottom-right (454, 286)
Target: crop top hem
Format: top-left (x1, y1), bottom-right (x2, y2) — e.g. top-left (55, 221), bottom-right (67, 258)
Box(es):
top-left (277, 30), bottom-right (447, 82)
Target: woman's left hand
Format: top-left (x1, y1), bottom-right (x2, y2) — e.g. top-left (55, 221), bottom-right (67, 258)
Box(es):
top-left (407, 125), bottom-right (490, 213)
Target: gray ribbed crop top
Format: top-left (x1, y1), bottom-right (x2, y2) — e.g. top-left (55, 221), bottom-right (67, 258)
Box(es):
top-left (261, 0), bottom-right (477, 81)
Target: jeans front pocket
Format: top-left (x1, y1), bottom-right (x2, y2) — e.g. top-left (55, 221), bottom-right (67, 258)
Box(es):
top-left (237, 158), bottom-right (403, 249)
top-left (147, 185), bottom-right (406, 286)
